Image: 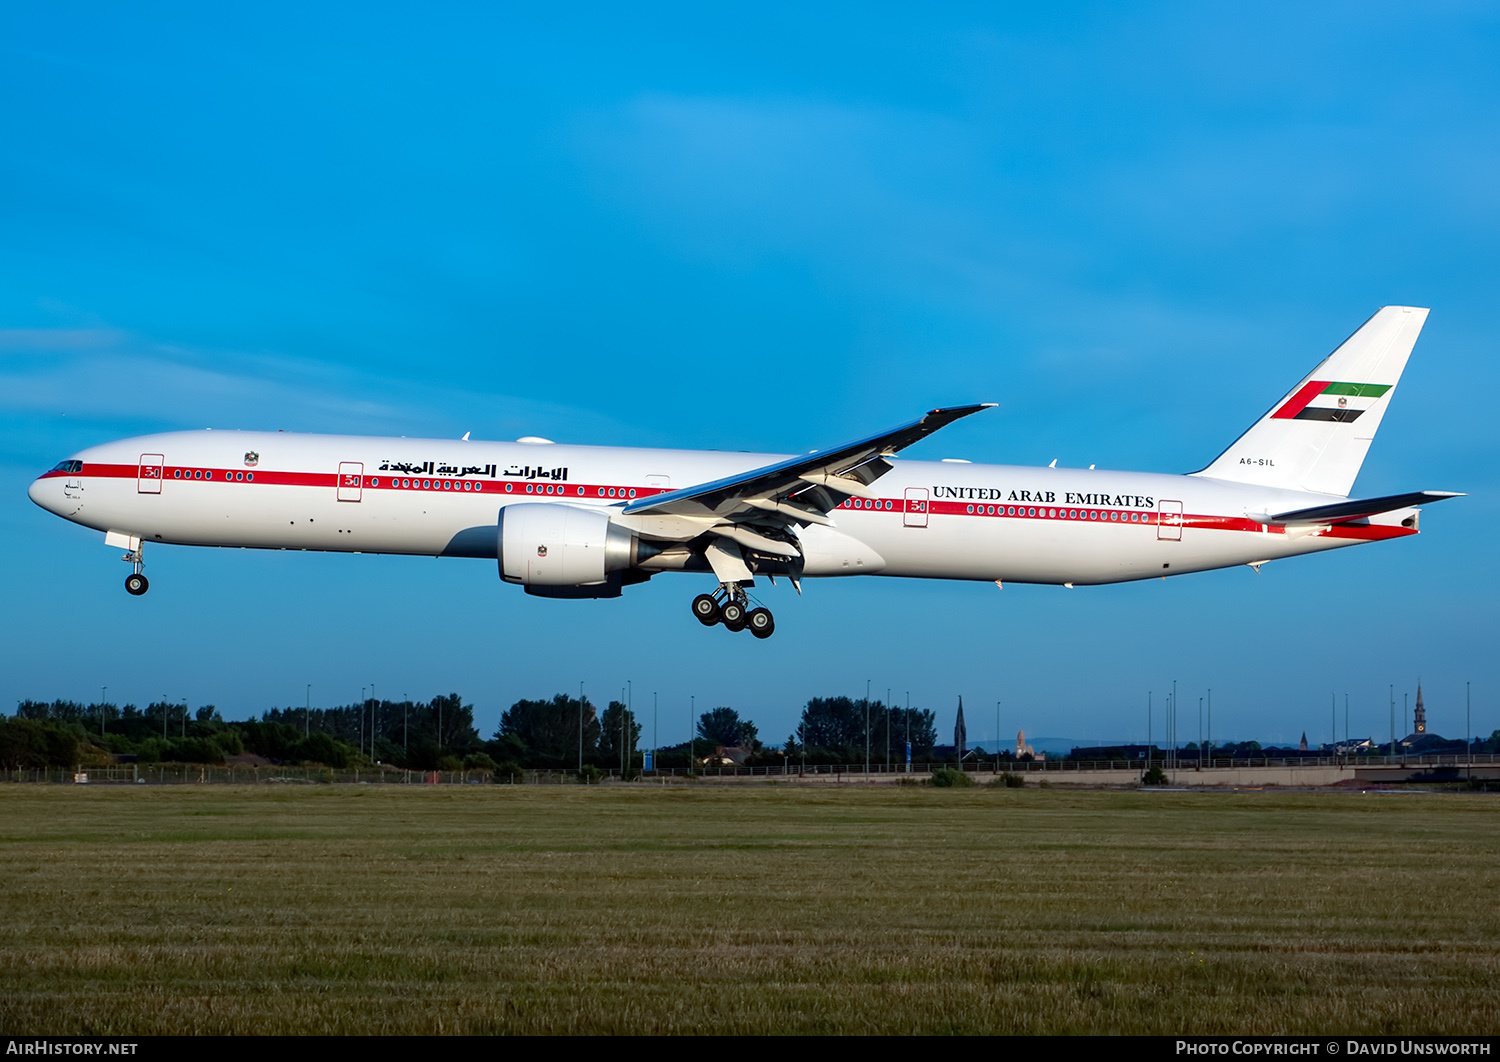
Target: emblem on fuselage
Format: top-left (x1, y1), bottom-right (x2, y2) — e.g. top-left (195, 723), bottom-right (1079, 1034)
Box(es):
top-left (244, 451), bottom-right (260, 467)
top-left (537, 545), bottom-right (548, 557)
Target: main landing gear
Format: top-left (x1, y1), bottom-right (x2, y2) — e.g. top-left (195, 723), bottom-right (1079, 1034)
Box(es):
top-left (123, 546), bottom-right (149, 596)
top-left (692, 586), bottom-right (775, 639)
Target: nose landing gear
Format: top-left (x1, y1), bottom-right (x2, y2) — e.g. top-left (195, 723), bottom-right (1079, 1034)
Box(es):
top-left (690, 585), bottom-right (775, 638)
top-left (123, 547), bottom-right (148, 596)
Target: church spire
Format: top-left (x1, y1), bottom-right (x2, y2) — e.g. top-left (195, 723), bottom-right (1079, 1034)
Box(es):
top-left (1414, 682), bottom-right (1426, 734)
top-left (954, 698), bottom-right (967, 762)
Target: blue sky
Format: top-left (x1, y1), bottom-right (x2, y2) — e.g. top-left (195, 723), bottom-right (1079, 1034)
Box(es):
top-left (3, 2), bottom-right (1496, 750)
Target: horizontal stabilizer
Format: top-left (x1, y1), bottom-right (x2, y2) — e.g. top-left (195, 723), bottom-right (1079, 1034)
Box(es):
top-left (1258, 490), bottom-right (1463, 526)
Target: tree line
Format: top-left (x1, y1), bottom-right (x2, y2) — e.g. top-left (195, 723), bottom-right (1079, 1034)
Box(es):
top-left (1, 693), bottom-right (940, 773)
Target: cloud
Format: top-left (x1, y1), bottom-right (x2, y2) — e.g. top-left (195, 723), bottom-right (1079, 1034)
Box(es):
top-left (0, 328), bottom-right (125, 352)
top-left (0, 323), bottom-right (635, 444)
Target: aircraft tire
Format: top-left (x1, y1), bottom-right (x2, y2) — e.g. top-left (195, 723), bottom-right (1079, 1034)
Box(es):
top-left (747, 608), bottom-right (774, 639)
top-left (125, 573), bottom-right (149, 596)
top-left (692, 594), bottom-right (721, 625)
top-left (721, 601), bottom-right (747, 631)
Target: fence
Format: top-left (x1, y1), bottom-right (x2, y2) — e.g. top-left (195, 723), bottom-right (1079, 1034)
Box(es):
top-left (3, 766), bottom-right (496, 785)
top-left (5, 751), bottom-right (1497, 785)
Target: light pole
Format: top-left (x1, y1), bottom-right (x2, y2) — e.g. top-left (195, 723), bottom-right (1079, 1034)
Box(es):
top-left (370, 682), bottom-right (376, 760)
top-left (653, 691), bottom-right (658, 775)
top-left (578, 681), bottom-right (584, 776)
top-left (689, 694), bottom-right (695, 774)
top-left (887, 686), bottom-right (892, 773)
top-left (865, 678), bottom-right (871, 778)
top-left (905, 691), bottom-right (910, 773)
top-left (101, 686), bottom-right (107, 739)
top-left (995, 700), bottom-right (1000, 773)
top-left (305, 684), bottom-right (311, 739)
top-left (1207, 688), bottom-right (1212, 767)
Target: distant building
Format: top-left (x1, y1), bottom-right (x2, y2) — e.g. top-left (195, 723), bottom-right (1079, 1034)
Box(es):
top-left (1015, 729), bottom-right (1042, 760)
top-left (954, 698), bottom-right (967, 762)
top-left (1400, 682), bottom-right (1459, 752)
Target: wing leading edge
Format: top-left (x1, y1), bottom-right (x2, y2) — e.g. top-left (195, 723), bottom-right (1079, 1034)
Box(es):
top-left (622, 404), bottom-right (994, 522)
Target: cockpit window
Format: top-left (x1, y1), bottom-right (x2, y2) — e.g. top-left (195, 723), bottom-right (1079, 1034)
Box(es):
top-left (50, 460), bottom-right (83, 473)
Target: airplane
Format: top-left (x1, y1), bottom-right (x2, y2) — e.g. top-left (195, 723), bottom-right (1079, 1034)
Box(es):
top-left (28, 305), bottom-right (1460, 639)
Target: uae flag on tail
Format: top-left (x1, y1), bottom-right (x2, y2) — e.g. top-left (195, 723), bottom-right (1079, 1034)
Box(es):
top-left (1271, 380), bottom-right (1392, 422)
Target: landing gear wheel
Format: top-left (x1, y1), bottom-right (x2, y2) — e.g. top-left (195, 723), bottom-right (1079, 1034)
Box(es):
top-left (721, 600), bottom-right (747, 631)
top-left (747, 607), bottom-right (775, 639)
top-left (692, 593), bottom-right (721, 626)
top-left (124, 573), bottom-right (149, 596)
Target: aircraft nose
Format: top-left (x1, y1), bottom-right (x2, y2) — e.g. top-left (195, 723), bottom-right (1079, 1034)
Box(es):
top-left (28, 474), bottom-right (60, 514)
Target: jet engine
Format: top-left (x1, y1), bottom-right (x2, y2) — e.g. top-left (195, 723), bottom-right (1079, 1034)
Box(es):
top-left (497, 503), bottom-right (645, 597)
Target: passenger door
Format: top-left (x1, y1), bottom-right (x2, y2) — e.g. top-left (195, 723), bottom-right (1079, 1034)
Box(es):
top-left (338, 462), bottom-right (364, 502)
top-left (138, 454), bottom-right (164, 494)
top-left (904, 487), bottom-right (929, 528)
top-left (1157, 499), bottom-right (1183, 541)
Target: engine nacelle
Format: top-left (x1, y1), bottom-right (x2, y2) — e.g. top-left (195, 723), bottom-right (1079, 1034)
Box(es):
top-left (498, 503), bottom-right (636, 588)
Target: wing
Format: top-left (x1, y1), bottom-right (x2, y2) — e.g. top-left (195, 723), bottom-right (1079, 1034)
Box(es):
top-left (617, 404), bottom-right (993, 581)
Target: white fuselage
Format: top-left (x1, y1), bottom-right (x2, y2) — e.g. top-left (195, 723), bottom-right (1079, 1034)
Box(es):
top-left (28, 429), bottom-right (1416, 587)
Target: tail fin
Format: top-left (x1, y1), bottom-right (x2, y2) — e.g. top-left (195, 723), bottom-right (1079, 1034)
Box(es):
top-left (1193, 306), bottom-right (1429, 497)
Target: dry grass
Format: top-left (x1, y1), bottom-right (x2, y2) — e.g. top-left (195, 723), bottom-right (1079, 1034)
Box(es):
top-left (1, 784), bottom-right (1497, 1034)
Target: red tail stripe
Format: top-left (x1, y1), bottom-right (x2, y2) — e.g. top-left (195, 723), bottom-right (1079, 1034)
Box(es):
top-left (1271, 379), bottom-right (1331, 420)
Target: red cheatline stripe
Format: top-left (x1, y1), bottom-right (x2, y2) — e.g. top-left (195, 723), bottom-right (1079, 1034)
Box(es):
top-left (1271, 379), bottom-right (1332, 420)
top-left (61, 463), bottom-right (1417, 541)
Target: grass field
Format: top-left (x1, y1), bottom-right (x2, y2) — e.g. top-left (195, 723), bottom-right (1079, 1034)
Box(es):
top-left (1, 783), bottom-right (1497, 1035)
